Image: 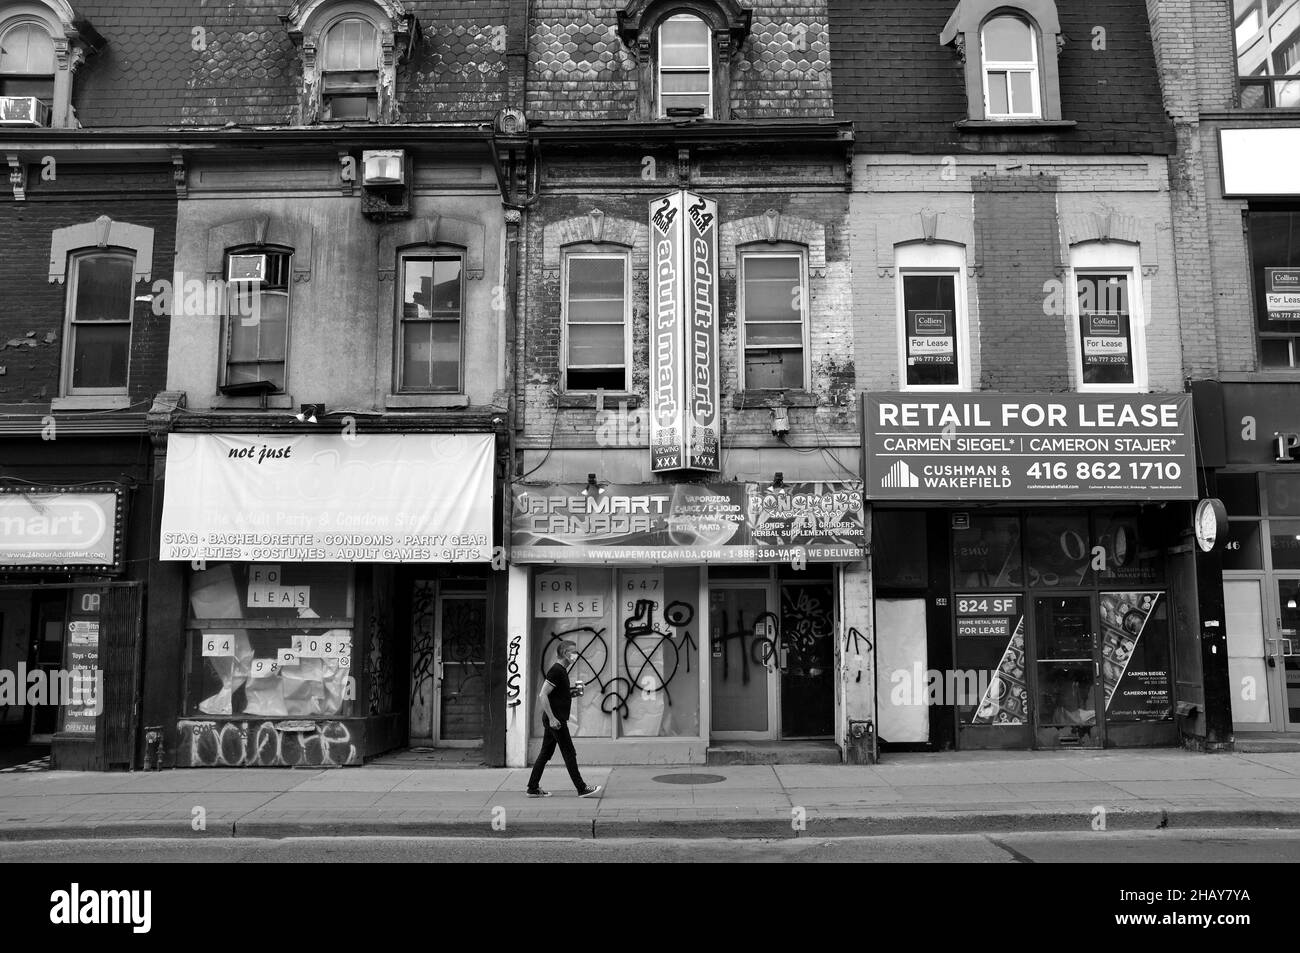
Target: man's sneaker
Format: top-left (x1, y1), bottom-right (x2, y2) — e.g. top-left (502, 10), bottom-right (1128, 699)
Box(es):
top-left (578, 784), bottom-right (603, 798)
top-left (526, 789), bottom-right (552, 798)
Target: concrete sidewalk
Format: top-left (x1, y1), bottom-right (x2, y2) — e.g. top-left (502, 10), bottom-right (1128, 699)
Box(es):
top-left (4, 749), bottom-right (1300, 840)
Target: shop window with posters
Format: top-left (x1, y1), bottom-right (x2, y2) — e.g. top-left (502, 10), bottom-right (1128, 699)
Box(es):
top-left (896, 242), bottom-right (969, 390)
top-left (185, 563), bottom-right (355, 718)
top-left (530, 567), bottom-right (701, 739)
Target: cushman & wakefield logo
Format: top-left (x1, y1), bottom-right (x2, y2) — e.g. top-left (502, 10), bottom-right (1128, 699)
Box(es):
top-left (0, 497), bottom-right (107, 549)
top-left (50, 883), bottom-right (151, 933)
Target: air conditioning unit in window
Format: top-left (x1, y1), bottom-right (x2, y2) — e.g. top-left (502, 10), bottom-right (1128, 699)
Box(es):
top-left (0, 97), bottom-right (51, 127)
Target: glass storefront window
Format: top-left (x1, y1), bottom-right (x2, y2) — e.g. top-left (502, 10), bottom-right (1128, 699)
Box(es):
top-left (531, 567), bottom-right (701, 739)
top-left (1266, 473), bottom-right (1300, 516)
top-left (185, 563), bottom-right (355, 717)
top-left (1223, 520), bottom-right (1265, 570)
top-left (1093, 508), bottom-right (1165, 587)
top-left (1101, 591), bottom-right (1173, 722)
top-left (1025, 512), bottom-right (1093, 588)
top-left (1219, 473), bottom-right (1260, 517)
top-left (1269, 519), bottom-right (1300, 570)
top-left (952, 515), bottom-right (1021, 589)
top-left (873, 510), bottom-right (928, 589)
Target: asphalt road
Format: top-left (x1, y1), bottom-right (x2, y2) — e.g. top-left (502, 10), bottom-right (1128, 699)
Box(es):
top-left (2, 829), bottom-right (1299, 862)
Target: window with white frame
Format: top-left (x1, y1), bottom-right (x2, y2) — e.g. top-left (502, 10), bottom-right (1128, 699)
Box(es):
top-left (322, 16), bottom-right (380, 120)
top-left (981, 15), bottom-right (1041, 118)
top-left (399, 251), bottom-right (464, 392)
top-left (62, 251), bottom-right (135, 395)
top-left (1069, 243), bottom-right (1146, 390)
top-left (0, 19), bottom-right (54, 107)
top-left (739, 248), bottom-right (807, 390)
top-left (658, 13), bottom-right (712, 118)
top-left (564, 250), bottom-right (630, 391)
top-left (221, 248), bottom-right (291, 394)
top-left (897, 243), bottom-right (969, 390)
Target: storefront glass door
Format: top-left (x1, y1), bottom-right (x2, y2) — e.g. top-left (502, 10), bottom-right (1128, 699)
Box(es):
top-left (1226, 578), bottom-right (1275, 728)
top-left (1032, 593), bottom-right (1104, 747)
top-left (709, 585), bottom-right (777, 738)
top-left (1274, 579), bottom-right (1300, 731)
top-left (28, 592), bottom-right (67, 743)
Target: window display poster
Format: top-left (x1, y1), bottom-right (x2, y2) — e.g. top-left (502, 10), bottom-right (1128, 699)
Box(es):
top-left (60, 588), bottom-right (103, 735)
top-left (1101, 591), bottom-right (1172, 721)
top-left (1081, 313), bottom-right (1130, 365)
top-left (960, 597), bottom-right (1028, 726)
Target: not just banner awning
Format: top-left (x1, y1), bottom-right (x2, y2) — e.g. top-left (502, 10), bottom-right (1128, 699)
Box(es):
top-left (160, 433), bottom-right (495, 562)
top-left (512, 481), bottom-right (865, 564)
top-left (863, 392), bottom-right (1196, 501)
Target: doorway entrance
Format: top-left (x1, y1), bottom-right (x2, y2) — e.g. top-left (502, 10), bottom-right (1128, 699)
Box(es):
top-left (409, 580), bottom-right (487, 746)
top-left (1226, 577), bottom-right (1300, 731)
top-left (1032, 593), bottom-right (1104, 747)
top-left (707, 567), bottom-right (835, 741)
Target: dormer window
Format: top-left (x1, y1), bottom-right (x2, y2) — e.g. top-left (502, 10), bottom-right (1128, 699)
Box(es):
top-left (0, 20), bottom-right (55, 107)
top-left (283, 0), bottom-right (412, 125)
top-left (322, 16), bottom-right (379, 120)
top-left (658, 14), bottom-right (711, 118)
top-left (618, 0), bottom-right (751, 121)
top-left (941, 0), bottom-right (1064, 125)
top-left (0, 1), bottom-right (101, 128)
top-left (981, 15), bottom-right (1040, 118)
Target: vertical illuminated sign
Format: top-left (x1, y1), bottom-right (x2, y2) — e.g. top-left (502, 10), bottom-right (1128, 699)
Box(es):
top-left (685, 193), bottom-right (719, 471)
top-left (649, 190), bottom-right (720, 472)
top-left (650, 192), bottom-right (685, 471)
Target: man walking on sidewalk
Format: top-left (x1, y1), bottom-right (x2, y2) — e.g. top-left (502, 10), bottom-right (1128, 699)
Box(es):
top-left (526, 639), bottom-right (602, 799)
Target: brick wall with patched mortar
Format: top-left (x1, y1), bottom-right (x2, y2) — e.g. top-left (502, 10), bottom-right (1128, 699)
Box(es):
top-left (519, 188), bottom-right (853, 477)
top-left (0, 169), bottom-right (176, 408)
top-left (851, 155), bottom-right (1182, 394)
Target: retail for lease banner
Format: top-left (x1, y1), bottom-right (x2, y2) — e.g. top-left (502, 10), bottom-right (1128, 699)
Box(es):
top-left (512, 481), bottom-right (865, 564)
top-left (863, 392), bottom-right (1196, 501)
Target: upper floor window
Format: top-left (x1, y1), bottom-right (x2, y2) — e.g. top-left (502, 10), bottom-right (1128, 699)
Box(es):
top-left (897, 243), bottom-right (970, 390)
top-left (63, 251), bottom-right (134, 395)
top-left (0, 20), bottom-right (54, 107)
top-left (658, 14), bottom-right (711, 118)
top-left (1248, 208), bottom-right (1300, 368)
top-left (940, 0), bottom-right (1063, 123)
top-left (399, 251), bottom-right (463, 392)
top-left (1068, 243), bottom-right (1147, 391)
top-left (322, 16), bottom-right (379, 120)
top-left (563, 249), bottom-right (630, 391)
top-left (739, 248), bottom-right (807, 390)
top-left (981, 15), bottom-right (1040, 118)
top-left (221, 249), bottom-right (291, 395)
top-left (285, 0), bottom-right (410, 125)
top-left (1235, 0), bottom-right (1300, 108)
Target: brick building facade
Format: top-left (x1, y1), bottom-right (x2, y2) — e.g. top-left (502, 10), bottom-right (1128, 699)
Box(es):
top-left (1147, 0), bottom-right (1300, 744)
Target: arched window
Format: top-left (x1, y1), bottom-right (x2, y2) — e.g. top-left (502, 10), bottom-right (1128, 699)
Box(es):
top-left (0, 20), bottom-right (56, 109)
top-left (658, 13), bottom-right (711, 118)
top-left (981, 15), bottom-right (1040, 118)
top-left (322, 16), bottom-right (380, 120)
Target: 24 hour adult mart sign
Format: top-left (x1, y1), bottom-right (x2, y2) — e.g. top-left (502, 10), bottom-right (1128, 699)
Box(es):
top-left (863, 393), bottom-right (1196, 501)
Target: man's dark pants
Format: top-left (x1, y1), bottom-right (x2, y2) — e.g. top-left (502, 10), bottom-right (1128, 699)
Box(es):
top-left (527, 721), bottom-right (586, 793)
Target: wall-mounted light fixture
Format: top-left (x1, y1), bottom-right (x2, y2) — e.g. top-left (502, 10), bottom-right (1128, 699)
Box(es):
top-left (770, 471), bottom-right (784, 492)
top-left (295, 403), bottom-right (324, 424)
top-left (581, 472), bottom-right (602, 496)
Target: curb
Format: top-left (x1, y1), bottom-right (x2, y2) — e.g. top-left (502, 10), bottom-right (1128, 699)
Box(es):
top-left (6, 807), bottom-right (1300, 841)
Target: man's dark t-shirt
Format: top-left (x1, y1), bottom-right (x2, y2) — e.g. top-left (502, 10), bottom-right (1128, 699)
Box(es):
top-left (545, 662), bottom-right (571, 725)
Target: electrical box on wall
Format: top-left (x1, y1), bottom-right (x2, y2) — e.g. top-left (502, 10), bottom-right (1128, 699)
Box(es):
top-left (361, 149), bottom-right (412, 221)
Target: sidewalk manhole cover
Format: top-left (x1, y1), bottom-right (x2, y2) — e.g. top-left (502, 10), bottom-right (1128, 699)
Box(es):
top-left (652, 773), bottom-right (726, 785)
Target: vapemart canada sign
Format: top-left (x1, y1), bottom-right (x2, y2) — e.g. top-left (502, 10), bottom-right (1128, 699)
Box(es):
top-left (0, 489), bottom-right (121, 568)
top-left (649, 190), bottom-right (720, 472)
